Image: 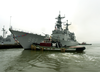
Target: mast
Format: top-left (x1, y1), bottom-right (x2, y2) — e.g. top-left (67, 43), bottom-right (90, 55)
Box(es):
top-left (10, 16), bottom-right (12, 28)
top-left (2, 26), bottom-right (7, 38)
top-left (2, 26), bottom-right (5, 38)
top-left (65, 20), bottom-right (71, 30)
top-left (55, 11), bottom-right (65, 30)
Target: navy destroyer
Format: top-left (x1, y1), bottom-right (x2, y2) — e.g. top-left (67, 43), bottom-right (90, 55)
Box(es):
top-left (0, 26), bottom-right (16, 45)
top-left (9, 12), bottom-right (79, 50)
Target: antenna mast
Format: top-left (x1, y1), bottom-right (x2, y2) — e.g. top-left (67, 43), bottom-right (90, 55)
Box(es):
top-left (10, 16), bottom-right (12, 28)
top-left (55, 12), bottom-right (65, 30)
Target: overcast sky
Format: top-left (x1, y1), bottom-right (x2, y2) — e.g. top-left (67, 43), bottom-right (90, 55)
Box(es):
top-left (0, 0), bottom-right (100, 43)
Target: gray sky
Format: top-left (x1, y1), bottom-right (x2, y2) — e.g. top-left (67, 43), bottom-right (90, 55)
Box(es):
top-left (0, 0), bottom-right (100, 43)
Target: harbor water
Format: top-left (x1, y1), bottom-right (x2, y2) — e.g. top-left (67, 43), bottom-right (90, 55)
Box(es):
top-left (0, 44), bottom-right (100, 72)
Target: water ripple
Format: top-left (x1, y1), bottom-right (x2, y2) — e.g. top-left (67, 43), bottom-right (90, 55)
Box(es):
top-left (0, 45), bottom-right (100, 72)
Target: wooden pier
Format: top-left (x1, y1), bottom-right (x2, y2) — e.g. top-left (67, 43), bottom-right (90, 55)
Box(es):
top-left (0, 44), bottom-right (22, 49)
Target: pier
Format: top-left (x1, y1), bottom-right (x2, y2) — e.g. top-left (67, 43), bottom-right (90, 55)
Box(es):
top-left (0, 44), bottom-right (22, 49)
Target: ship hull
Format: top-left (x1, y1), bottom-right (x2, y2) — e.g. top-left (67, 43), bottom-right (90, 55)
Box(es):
top-left (0, 42), bottom-right (15, 45)
top-left (9, 29), bottom-right (45, 49)
top-left (60, 40), bottom-right (79, 46)
top-left (36, 46), bottom-right (85, 52)
top-left (31, 44), bottom-right (85, 52)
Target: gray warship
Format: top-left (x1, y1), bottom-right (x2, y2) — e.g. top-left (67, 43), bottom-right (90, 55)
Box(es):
top-left (9, 12), bottom-right (78, 49)
top-left (0, 26), bottom-right (16, 45)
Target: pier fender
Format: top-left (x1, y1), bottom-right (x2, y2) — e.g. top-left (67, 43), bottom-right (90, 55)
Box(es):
top-left (40, 47), bottom-right (44, 51)
top-left (61, 48), bottom-right (65, 52)
top-left (31, 45), bottom-right (34, 50)
top-left (33, 46), bottom-right (36, 50)
top-left (53, 48), bottom-right (55, 50)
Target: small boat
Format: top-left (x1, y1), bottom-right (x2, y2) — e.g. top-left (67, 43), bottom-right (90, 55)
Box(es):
top-left (79, 42), bottom-right (92, 45)
top-left (30, 36), bottom-right (85, 52)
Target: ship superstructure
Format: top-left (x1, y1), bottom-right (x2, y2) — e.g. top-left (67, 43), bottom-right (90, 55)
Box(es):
top-left (51, 13), bottom-right (78, 46)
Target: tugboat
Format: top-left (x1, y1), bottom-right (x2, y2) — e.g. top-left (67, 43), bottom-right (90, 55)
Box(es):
top-left (31, 35), bottom-right (85, 52)
top-left (79, 42), bottom-right (92, 45)
top-left (30, 12), bottom-right (86, 52)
